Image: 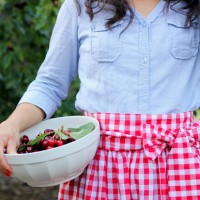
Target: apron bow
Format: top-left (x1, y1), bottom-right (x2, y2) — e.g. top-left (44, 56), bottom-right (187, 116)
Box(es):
top-left (142, 120), bottom-right (200, 161)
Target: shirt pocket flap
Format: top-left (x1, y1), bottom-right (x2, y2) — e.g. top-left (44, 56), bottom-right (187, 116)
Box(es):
top-left (91, 20), bottom-right (123, 32)
top-left (167, 14), bottom-right (199, 28)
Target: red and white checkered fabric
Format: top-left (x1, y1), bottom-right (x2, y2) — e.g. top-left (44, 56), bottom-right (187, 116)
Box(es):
top-left (58, 112), bottom-right (200, 200)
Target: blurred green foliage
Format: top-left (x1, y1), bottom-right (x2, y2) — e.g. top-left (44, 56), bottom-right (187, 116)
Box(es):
top-left (0, 0), bottom-right (80, 121)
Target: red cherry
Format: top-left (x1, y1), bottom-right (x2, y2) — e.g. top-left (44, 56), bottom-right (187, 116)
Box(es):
top-left (56, 140), bottom-right (64, 147)
top-left (17, 151), bottom-right (24, 154)
top-left (35, 141), bottom-right (43, 151)
top-left (41, 139), bottom-right (49, 149)
top-left (44, 135), bottom-right (51, 140)
top-left (46, 146), bottom-right (53, 150)
top-left (68, 138), bottom-right (75, 142)
top-left (63, 139), bottom-right (69, 144)
top-left (26, 146), bottom-right (34, 153)
top-left (21, 135), bottom-right (29, 144)
top-left (44, 129), bottom-right (55, 135)
top-left (48, 138), bottom-right (55, 147)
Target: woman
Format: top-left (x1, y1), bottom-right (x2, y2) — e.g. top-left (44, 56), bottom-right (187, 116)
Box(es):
top-left (0, 0), bottom-right (199, 199)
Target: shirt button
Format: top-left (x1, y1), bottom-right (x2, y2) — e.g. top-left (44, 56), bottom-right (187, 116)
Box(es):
top-left (141, 22), bottom-right (146, 28)
top-left (142, 58), bottom-right (148, 64)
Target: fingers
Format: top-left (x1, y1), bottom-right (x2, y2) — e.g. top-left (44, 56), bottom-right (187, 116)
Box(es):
top-left (0, 121), bottom-right (19, 177)
top-left (7, 137), bottom-right (17, 154)
top-left (0, 145), bottom-right (12, 176)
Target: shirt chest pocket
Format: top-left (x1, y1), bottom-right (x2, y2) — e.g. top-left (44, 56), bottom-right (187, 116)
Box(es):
top-left (91, 20), bottom-right (123, 62)
top-left (167, 17), bottom-right (199, 59)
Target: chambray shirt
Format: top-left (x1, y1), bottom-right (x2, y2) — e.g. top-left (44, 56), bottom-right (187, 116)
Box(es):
top-left (19, 0), bottom-right (200, 119)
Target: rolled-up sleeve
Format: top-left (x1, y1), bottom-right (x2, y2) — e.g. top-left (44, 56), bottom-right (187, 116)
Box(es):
top-left (18, 0), bottom-right (78, 119)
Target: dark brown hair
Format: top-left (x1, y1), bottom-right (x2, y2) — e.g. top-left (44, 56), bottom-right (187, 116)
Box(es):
top-left (75, 0), bottom-right (199, 28)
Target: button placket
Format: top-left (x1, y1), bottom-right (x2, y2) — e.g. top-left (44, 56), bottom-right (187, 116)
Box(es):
top-left (138, 21), bottom-right (150, 113)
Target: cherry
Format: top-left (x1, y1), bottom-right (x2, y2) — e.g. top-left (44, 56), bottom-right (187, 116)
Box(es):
top-left (56, 140), bottom-right (64, 147)
top-left (17, 151), bottom-right (24, 154)
top-left (68, 138), bottom-right (75, 142)
top-left (46, 146), bottom-right (53, 150)
top-left (41, 139), bottom-right (49, 149)
top-left (34, 143), bottom-right (39, 151)
top-left (26, 146), bottom-right (34, 153)
top-left (63, 139), bottom-right (70, 144)
top-left (48, 138), bottom-right (55, 147)
top-left (44, 135), bottom-right (51, 141)
top-left (21, 135), bottom-right (29, 144)
top-left (44, 129), bottom-right (55, 135)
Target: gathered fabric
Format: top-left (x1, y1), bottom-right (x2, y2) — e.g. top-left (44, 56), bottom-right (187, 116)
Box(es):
top-left (58, 112), bottom-right (200, 200)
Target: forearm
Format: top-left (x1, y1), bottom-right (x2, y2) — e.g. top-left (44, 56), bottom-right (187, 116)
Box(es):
top-left (6, 103), bottom-right (45, 132)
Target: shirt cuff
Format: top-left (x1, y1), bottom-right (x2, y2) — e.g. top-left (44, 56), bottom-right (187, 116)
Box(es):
top-left (18, 90), bottom-right (59, 119)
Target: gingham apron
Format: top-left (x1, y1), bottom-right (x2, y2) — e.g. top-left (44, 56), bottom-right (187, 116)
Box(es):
top-left (58, 112), bottom-right (200, 200)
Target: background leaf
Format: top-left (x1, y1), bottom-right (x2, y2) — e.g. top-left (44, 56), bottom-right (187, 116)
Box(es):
top-left (0, 0), bottom-right (80, 122)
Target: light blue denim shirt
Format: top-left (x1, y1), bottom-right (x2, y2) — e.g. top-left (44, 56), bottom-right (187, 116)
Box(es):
top-left (19, 0), bottom-right (200, 119)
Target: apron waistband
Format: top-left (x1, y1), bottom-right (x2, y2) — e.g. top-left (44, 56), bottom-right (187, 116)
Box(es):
top-left (84, 111), bottom-right (200, 160)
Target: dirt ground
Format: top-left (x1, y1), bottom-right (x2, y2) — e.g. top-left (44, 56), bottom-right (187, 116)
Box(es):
top-left (0, 173), bottom-right (59, 200)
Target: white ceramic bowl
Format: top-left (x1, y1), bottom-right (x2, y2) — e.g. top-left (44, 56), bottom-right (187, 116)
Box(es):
top-left (5, 116), bottom-right (100, 187)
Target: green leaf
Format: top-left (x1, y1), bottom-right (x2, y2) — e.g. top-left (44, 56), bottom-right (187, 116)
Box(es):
top-left (29, 133), bottom-right (49, 145)
top-left (2, 54), bottom-right (12, 69)
top-left (68, 122), bottom-right (94, 132)
top-left (69, 122), bottom-right (95, 140)
top-left (18, 145), bottom-right (26, 152)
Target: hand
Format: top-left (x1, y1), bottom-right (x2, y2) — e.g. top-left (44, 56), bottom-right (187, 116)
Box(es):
top-left (0, 119), bottom-right (20, 176)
